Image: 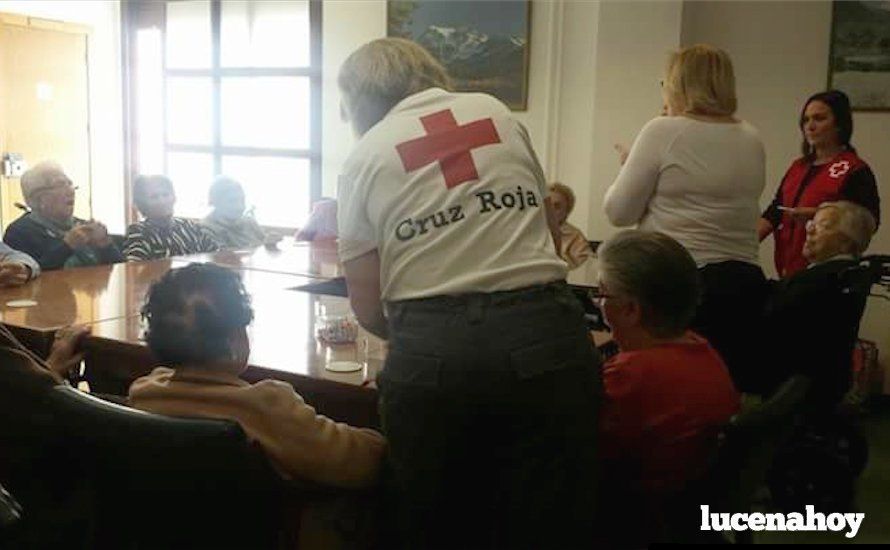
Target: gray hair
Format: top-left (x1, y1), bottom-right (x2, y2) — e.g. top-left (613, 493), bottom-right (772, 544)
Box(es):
top-left (208, 176), bottom-right (243, 206)
top-left (818, 200), bottom-right (876, 257)
top-left (598, 230), bottom-right (701, 338)
top-left (20, 161), bottom-right (66, 208)
top-left (338, 37), bottom-right (452, 136)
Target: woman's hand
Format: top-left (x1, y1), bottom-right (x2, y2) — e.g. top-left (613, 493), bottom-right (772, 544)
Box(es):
top-left (784, 206), bottom-right (818, 221)
top-left (757, 218), bottom-right (774, 242)
top-left (0, 263), bottom-right (31, 287)
top-left (46, 325), bottom-right (90, 380)
top-left (63, 225), bottom-right (93, 250)
top-left (86, 221), bottom-right (113, 247)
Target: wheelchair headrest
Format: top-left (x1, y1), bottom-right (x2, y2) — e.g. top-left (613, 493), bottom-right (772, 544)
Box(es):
top-left (840, 255), bottom-right (890, 295)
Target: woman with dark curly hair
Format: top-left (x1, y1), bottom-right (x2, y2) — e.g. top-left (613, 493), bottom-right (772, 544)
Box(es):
top-left (127, 263), bottom-right (385, 489)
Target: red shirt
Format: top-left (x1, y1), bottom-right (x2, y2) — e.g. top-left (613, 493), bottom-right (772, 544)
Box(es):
top-left (599, 332), bottom-right (740, 494)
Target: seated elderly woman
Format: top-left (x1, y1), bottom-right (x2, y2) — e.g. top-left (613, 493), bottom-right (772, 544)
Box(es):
top-left (125, 263), bottom-right (385, 488)
top-left (123, 175), bottom-right (219, 260)
top-left (596, 230), bottom-right (739, 543)
top-left (547, 183), bottom-right (592, 270)
top-left (202, 176), bottom-right (278, 249)
top-left (4, 162), bottom-right (123, 270)
top-left (763, 200), bottom-right (876, 411)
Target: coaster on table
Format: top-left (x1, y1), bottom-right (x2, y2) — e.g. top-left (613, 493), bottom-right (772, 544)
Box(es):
top-left (5, 300), bottom-right (37, 308)
top-left (325, 361), bottom-right (363, 373)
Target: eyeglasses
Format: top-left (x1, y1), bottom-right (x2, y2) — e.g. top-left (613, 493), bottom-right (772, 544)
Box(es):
top-left (806, 219), bottom-right (833, 232)
top-left (43, 176), bottom-right (77, 191)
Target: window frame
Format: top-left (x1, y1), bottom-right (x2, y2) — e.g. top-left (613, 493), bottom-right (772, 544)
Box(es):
top-left (122, 0), bottom-right (323, 231)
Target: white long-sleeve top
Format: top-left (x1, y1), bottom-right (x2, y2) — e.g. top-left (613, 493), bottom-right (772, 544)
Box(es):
top-left (603, 116), bottom-right (765, 267)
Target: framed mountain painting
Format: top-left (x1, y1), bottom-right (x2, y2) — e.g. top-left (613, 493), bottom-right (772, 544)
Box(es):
top-left (829, 1), bottom-right (890, 110)
top-left (387, 0), bottom-right (531, 110)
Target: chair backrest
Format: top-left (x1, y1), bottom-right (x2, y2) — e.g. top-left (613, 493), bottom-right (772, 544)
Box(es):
top-left (662, 375), bottom-right (812, 543)
top-left (0, 482), bottom-right (21, 528)
top-left (0, 346), bottom-right (285, 549)
top-left (709, 375), bottom-right (812, 513)
top-left (52, 386), bottom-right (284, 548)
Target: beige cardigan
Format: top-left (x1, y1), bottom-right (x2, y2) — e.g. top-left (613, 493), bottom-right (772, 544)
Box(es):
top-left (558, 222), bottom-right (593, 270)
top-left (128, 367), bottom-right (386, 489)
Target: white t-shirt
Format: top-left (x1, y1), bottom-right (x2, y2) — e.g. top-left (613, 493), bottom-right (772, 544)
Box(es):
top-left (338, 88), bottom-right (566, 301)
top-left (603, 116), bottom-right (765, 266)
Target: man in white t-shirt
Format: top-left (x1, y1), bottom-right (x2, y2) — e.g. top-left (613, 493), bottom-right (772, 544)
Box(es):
top-left (337, 38), bottom-right (601, 550)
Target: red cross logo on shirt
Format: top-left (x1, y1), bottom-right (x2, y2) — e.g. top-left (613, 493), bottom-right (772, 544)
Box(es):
top-left (395, 109), bottom-right (501, 189)
top-left (828, 160), bottom-right (851, 179)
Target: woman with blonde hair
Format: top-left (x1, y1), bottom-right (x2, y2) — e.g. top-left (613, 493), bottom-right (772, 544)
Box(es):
top-left (603, 44), bottom-right (766, 393)
top-left (337, 38), bottom-right (600, 549)
top-left (547, 182), bottom-right (593, 269)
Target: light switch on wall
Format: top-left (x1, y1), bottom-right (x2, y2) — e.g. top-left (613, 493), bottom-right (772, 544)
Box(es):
top-left (1, 154), bottom-right (27, 177)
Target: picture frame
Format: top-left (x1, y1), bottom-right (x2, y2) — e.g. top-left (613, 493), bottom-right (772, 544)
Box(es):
top-left (828, 0), bottom-right (890, 111)
top-left (387, 0), bottom-right (531, 111)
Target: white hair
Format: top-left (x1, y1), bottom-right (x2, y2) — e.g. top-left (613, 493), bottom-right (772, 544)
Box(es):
top-left (20, 161), bottom-right (65, 208)
top-left (818, 200), bottom-right (876, 257)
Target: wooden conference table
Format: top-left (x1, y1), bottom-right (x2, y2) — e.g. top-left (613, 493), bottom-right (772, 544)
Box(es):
top-left (0, 241), bottom-right (604, 428)
top-left (0, 240), bottom-right (383, 427)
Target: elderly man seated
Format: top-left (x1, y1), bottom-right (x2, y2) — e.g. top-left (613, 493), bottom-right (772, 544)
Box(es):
top-left (0, 242), bottom-right (40, 286)
top-left (201, 176), bottom-right (278, 249)
top-left (4, 162), bottom-right (123, 270)
top-left (764, 200), bottom-right (876, 411)
top-left (595, 230), bottom-right (740, 544)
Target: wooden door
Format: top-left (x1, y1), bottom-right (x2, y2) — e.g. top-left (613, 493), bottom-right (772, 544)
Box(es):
top-left (0, 14), bottom-right (92, 231)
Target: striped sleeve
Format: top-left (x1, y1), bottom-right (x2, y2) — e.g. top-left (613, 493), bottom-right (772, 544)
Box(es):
top-left (122, 223), bottom-right (154, 261)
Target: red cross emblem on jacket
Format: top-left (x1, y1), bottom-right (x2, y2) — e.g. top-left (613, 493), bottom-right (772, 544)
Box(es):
top-left (395, 109), bottom-right (502, 189)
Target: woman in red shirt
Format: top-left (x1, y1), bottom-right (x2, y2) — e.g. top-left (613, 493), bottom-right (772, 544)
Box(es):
top-left (759, 90), bottom-right (880, 278)
top-left (595, 230), bottom-right (740, 544)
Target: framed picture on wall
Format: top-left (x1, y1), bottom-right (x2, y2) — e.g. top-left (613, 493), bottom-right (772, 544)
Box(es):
top-left (387, 0), bottom-right (531, 111)
top-left (828, 0), bottom-right (890, 111)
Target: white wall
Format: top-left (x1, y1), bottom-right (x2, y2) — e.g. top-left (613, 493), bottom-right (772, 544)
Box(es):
top-left (682, 0), bottom-right (890, 385)
top-left (0, 0), bottom-right (125, 233)
top-left (581, 0), bottom-right (683, 239)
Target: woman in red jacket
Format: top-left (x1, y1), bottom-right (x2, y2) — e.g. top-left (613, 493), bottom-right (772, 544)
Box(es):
top-left (759, 90), bottom-right (880, 278)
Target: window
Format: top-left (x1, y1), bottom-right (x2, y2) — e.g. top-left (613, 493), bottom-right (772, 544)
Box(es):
top-left (123, 0), bottom-right (322, 229)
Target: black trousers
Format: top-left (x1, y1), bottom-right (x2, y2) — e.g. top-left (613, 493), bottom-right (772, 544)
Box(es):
top-left (379, 283), bottom-right (602, 550)
top-left (692, 261), bottom-right (769, 394)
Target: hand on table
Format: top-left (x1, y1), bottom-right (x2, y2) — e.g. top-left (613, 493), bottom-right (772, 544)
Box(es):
top-left (264, 231), bottom-right (284, 249)
top-left (0, 263), bottom-right (31, 287)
